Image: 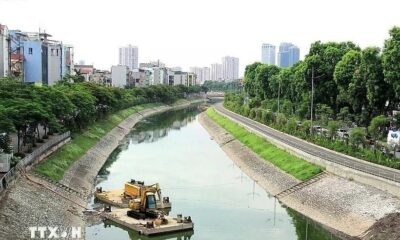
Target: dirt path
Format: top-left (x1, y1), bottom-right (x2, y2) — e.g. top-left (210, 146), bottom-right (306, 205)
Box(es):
top-left (199, 112), bottom-right (400, 239)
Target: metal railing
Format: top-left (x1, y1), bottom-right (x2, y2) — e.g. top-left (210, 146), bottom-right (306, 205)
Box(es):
top-left (0, 131), bottom-right (70, 195)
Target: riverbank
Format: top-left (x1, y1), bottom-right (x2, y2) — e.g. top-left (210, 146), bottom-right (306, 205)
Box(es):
top-left (0, 99), bottom-right (204, 239)
top-left (35, 102), bottom-right (162, 181)
top-left (199, 111), bottom-right (400, 239)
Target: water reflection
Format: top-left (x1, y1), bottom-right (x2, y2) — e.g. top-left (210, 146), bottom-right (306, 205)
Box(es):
top-left (287, 208), bottom-right (340, 240)
top-left (129, 107), bottom-right (199, 144)
top-left (87, 107), bottom-right (341, 240)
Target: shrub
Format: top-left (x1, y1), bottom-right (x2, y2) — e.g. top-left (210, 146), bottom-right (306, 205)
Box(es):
top-left (249, 108), bottom-right (257, 120)
top-left (276, 113), bottom-right (287, 126)
top-left (243, 106), bottom-right (250, 117)
top-left (349, 127), bottom-right (366, 149)
top-left (255, 108), bottom-right (262, 122)
top-left (285, 118), bottom-right (297, 134)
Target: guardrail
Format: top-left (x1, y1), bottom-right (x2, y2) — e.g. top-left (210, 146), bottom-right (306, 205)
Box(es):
top-left (0, 131), bottom-right (70, 195)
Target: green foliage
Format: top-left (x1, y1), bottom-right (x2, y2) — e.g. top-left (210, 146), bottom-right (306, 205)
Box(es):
top-left (327, 120), bottom-right (339, 139)
top-left (285, 118), bottom-right (297, 134)
top-left (275, 113), bottom-right (287, 126)
top-left (207, 108), bottom-right (322, 180)
top-left (368, 115), bottom-right (389, 140)
top-left (382, 26), bottom-right (400, 105)
top-left (349, 127), bottom-right (366, 149)
top-left (315, 104), bottom-right (333, 126)
top-left (35, 103), bottom-right (160, 180)
top-left (0, 79), bottom-right (201, 154)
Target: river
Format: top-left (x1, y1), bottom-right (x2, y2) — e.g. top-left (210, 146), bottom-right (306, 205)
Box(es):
top-left (86, 106), bottom-right (339, 240)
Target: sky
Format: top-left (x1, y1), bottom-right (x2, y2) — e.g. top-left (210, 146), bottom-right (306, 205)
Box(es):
top-left (1, 0), bottom-right (399, 77)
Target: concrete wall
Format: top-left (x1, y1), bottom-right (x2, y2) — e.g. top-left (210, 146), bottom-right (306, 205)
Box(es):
top-left (0, 26), bottom-right (9, 77)
top-left (216, 107), bottom-right (400, 198)
top-left (111, 65), bottom-right (128, 87)
top-left (47, 43), bottom-right (62, 85)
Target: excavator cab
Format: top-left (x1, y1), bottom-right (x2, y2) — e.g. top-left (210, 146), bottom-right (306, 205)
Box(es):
top-left (146, 194), bottom-right (156, 209)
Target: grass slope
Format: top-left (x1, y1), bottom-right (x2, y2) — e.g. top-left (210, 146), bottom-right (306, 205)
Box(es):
top-left (207, 108), bottom-right (322, 181)
top-left (35, 103), bottom-right (162, 181)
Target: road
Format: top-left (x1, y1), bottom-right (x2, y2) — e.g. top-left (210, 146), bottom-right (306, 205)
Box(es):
top-left (215, 103), bottom-right (400, 183)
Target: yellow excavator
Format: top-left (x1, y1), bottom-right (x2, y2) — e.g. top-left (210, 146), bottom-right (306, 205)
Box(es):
top-left (124, 180), bottom-right (166, 220)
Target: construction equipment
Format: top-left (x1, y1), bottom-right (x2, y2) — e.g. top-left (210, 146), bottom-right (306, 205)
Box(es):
top-left (124, 179), bottom-right (170, 209)
top-left (126, 181), bottom-right (161, 219)
top-left (94, 179), bottom-right (171, 209)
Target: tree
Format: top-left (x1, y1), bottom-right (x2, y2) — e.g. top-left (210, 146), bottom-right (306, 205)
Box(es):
top-left (254, 64), bottom-right (280, 99)
top-left (334, 50), bottom-right (361, 107)
top-left (362, 47), bottom-right (390, 115)
top-left (382, 26), bottom-right (400, 106)
top-left (348, 68), bottom-right (368, 117)
top-left (305, 41), bottom-right (359, 112)
top-left (327, 120), bottom-right (340, 140)
top-left (349, 127), bottom-right (366, 149)
top-left (244, 62), bottom-right (262, 97)
top-left (0, 105), bottom-right (15, 133)
top-left (368, 115), bottom-right (389, 140)
top-left (315, 104), bottom-right (333, 126)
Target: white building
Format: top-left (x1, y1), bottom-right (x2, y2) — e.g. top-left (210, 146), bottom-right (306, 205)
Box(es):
top-left (189, 67), bottom-right (203, 84)
top-left (202, 67), bottom-right (211, 82)
top-left (222, 56), bottom-right (239, 80)
top-left (0, 24), bottom-right (9, 77)
top-left (111, 65), bottom-right (129, 87)
top-left (119, 44), bottom-right (138, 70)
top-left (170, 66), bottom-right (182, 71)
top-left (261, 43), bottom-right (276, 65)
top-left (211, 63), bottom-right (223, 81)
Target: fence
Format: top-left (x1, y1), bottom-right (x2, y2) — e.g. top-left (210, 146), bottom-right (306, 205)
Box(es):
top-left (0, 131), bottom-right (70, 195)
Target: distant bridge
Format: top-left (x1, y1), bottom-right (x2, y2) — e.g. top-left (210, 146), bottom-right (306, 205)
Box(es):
top-left (206, 92), bottom-right (225, 98)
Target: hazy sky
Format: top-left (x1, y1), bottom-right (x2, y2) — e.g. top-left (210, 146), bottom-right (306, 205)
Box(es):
top-left (1, 0), bottom-right (399, 76)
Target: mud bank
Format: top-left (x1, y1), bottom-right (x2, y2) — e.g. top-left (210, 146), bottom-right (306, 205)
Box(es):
top-left (199, 112), bottom-right (400, 239)
top-left (0, 99), bottom-right (204, 240)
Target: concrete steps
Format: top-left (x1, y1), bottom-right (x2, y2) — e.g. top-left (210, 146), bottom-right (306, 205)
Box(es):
top-left (275, 171), bottom-right (329, 199)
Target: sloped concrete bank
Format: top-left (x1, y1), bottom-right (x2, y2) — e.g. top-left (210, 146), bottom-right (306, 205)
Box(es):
top-left (199, 112), bottom-right (400, 239)
top-left (60, 99), bottom-right (205, 195)
top-left (0, 99), bottom-right (204, 240)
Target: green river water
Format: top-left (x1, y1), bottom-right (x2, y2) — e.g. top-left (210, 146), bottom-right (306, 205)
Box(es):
top-left (86, 106), bottom-right (340, 240)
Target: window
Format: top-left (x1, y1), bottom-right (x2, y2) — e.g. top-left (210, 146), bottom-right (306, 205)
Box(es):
top-left (28, 48), bottom-right (33, 54)
top-left (56, 49), bottom-right (59, 56)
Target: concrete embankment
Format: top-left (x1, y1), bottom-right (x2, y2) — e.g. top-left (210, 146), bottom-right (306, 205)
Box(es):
top-left (60, 99), bottom-right (204, 195)
top-left (0, 99), bottom-right (204, 240)
top-left (199, 112), bottom-right (400, 239)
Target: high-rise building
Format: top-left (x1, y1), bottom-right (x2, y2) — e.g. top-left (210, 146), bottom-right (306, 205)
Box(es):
top-left (222, 56), bottom-right (239, 80)
top-left (119, 44), bottom-right (138, 70)
top-left (278, 42), bottom-right (299, 68)
top-left (261, 43), bottom-right (276, 65)
top-left (202, 67), bottom-right (210, 82)
top-left (288, 46), bottom-right (300, 67)
top-left (211, 63), bottom-right (223, 81)
top-left (189, 67), bottom-right (203, 83)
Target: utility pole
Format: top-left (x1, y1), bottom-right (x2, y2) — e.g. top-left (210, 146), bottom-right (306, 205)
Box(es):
top-left (310, 66), bottom-right (315, 136)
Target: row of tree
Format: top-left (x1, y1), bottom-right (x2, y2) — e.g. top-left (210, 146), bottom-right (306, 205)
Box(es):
top-left (224, 92), bottom-right (398, 168)
top-left (0, 78), bottom-right (202, 154)
top-left (243, 27), bottom-right (400, 126)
